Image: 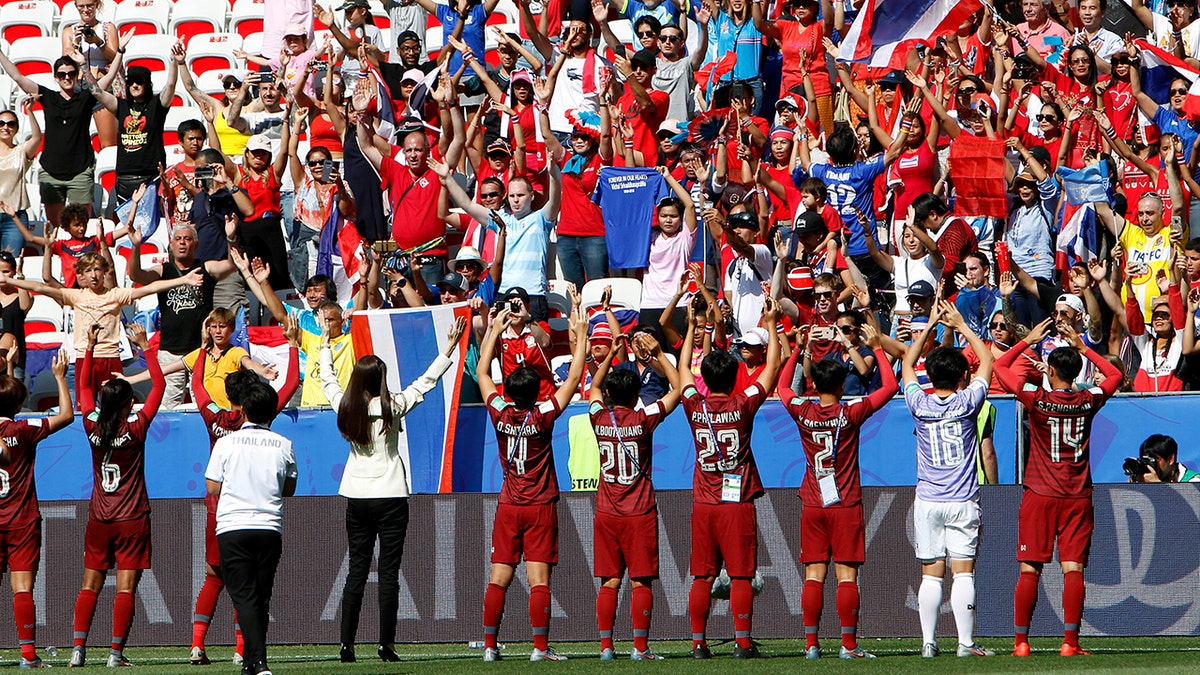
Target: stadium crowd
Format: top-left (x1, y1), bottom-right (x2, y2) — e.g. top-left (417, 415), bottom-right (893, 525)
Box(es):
top-left (0, 0), bottom-right (1196, 670)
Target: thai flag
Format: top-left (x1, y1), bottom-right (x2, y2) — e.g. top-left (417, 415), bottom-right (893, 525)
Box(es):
top-left (837, 0), bottom-right (983, 69)
top-left (1056, 202), bottom-right (1100, 276)
top-left (366, 62), bottom-right (398, 141)
top-left (1134, 39), bottom-right (1200, 120)
top-left (315, 204), bottom-right (365, 302)
top-left (349, 304), bottom-right (472, 494)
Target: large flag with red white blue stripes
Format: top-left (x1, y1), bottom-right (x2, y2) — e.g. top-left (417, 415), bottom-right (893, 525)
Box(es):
top-left (1134, 39), bottom-right (1200, 120)
top-left (349, 304), bottom-right (472, 494)
top-left (836, 0), bottom-right (983, 69)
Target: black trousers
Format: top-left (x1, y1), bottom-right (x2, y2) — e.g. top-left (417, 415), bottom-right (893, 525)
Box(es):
top-left (341, 497), bottom-right (410, 646)
top-left (217, 529), bottom-right (282, 671)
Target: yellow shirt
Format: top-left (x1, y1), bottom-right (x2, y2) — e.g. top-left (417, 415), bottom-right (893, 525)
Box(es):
top-left (184, 346), bottom-right (249, 409)
top-left (301, 331), bottom-right (354, 407)
top-left (214, 109), bottom-right (249, 159)
top-left (1119, 222), bottom-right (1178, 323)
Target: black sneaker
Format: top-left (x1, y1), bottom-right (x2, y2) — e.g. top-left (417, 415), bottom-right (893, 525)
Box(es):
top-left (733, 644), bottom-right (765, 659)
top-left (691, 645), bottom-right (712, 659)
top-left (378, 645), bottom-right (400, 662)
top-left (339, 645), bottom-right (356, 663)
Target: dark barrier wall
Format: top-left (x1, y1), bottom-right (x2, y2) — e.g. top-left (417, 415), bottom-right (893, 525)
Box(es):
top-left (29, 394), bottom-right (1200, 499)
top-left (2, 484), bottom-right (1197, 646)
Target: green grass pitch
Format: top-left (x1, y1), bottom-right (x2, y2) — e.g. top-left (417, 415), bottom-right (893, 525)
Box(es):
top-left (17, 637), bottom-right (1200, 673)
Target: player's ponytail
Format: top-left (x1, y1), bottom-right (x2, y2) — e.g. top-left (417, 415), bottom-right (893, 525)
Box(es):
top-left (337, 355), bottom-right (393, 446)
top-left (94, 378), bottom-right (134, 457)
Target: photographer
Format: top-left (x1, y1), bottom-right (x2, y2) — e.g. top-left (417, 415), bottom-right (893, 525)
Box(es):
top-left (1126, 434), bottom-right (1200, 483)
top-left (178, 149), bottom-right (255, 312)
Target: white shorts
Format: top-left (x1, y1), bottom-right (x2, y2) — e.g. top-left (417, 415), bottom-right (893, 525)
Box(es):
top-left (912, 496), bottom-right (980, 561)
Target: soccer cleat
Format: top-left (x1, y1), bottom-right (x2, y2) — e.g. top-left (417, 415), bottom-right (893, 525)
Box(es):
top-left (483, 647), bottom-right (502, 662)
top-left (377, 645), bottom-right (400, 662)
top-left (19, 657), bottom-right (50, 669)
top-left (839, 646), bottom-right (876, 659)
top-left (732, 644), bottom-right (764, 659)
top-left (690, 645), bottom-right (711, 659)
top-left (339, 645), bottom-right (355, 663)
top-left (599, 648), bottom-right (615, 661)
top-left (106, 653), bottom-right (132, 667)
top-left (68, 647), bottom-right (85, 668)
top-left (806, 646), bottom-right (822, 659)
top-left (232, 653), bottom-right (244, 666)
top-left (190, 647), bottom-right (211, 665)
top-left (958, 643), bottom-right (994, 657)
top-left (922, 643), bottom-right (940, 658)
top-left (1059, 643), bottom-right (1090, 656)
top-left (630, 648), bottom-right (664, 661)
top-left (1012, 642), bottom-right (1031, 657)
top-left (529, 647), bottom-right (567, 662)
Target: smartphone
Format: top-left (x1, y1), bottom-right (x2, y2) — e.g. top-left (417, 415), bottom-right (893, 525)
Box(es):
top-left (321, 159), bottom-right (334, 183)
top-left (508, 299), bottom-right (521, 313)
top-left (260, 72), bottom-right (275, 84)
top-left (193, 165), bottom-right (215, 181)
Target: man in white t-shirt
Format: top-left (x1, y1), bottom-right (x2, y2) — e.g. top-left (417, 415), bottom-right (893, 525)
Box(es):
top-left (722, 210), bottom-right (773, 338)
top-left (206, 382), bottom-right (297, 675)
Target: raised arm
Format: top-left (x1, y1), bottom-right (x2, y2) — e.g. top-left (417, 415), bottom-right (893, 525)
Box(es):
top-left (751, 0), bottom-right (781, 39)
top-left (476, 308), bottom-right (508, 400)
top-left (517, 0), bottom-right (554, 59)
top-left (127, 324), bottom-right (165, 420)
top-left (756, 297), bottom-right (782, 391)
top-left (428, 156), bottom-right (491, 223)
top-left (939, 299), bottom-right (993, 383)
top-left (0, 48), bottom-right (40, 95)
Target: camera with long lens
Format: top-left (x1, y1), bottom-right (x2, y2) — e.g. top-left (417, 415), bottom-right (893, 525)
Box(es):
top-left (1123, 456), bottom-right (1157, 483)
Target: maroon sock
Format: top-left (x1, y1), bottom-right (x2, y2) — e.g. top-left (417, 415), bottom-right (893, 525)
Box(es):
top-left (73, 588), bottom-right (99, 648)
top-left (14, 591), bottom-right (35, 661)
top-left (482, 583), bottom-right (506, 649)
top-left (1062, 570), bottom-right (1085, 647)
top-left (688, 578), bottom-right (712, 649)
top-left (111, 591), bottom-right (136, 652)
top-left (1014, 571), bottom-right (1039, 644)
top-left (631, 585), bottom-right (653, 652)
top-left (529, 585), bottom-right (551, 651)
top-left (836, 581), bottom-right (860, 650)
top-left (234, 611), bottom-right (243, 656)
top-left (192, 574), bottom-right (223, 649)
top-left (802, 580), bottom-right (823, 649)
top-left (596, 586), bottom-right (618, 651)
top-left (730, 578), bottom-right (753, 650)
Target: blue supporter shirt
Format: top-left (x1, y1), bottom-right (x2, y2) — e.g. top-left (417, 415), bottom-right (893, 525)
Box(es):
top-left (794, 156), bottom-right (886, 257)
top-left (1153, 105), bottom-right (1200, 159)
top-left (436, 3), bottom-right (487, 74)
top-left (618, 0), bottom-right (682, 25)
top-left (592, 166), bottom-right (671, 269)
top-left (710, 12), bottom-right (763, 82)
top-left (497, 209), bottom-right (554, 296)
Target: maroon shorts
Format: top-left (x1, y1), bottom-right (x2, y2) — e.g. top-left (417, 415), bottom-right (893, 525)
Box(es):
top-left (75, 356), bottom-right (123, 407)
top-left (491, 503), bottom-right (558, 565)
top-left (593, 510), bottom-right (659, 580)
top-left (84, 516), bottom-right (151, 571)
top-left (799, 503), bottom-right (865, 565)
top-left (690, 501), bottom-right (758, 578)
top-left (1017, 491), bottom-right (1093, 565)
top-left (0, 520), bottom-right (41, 573)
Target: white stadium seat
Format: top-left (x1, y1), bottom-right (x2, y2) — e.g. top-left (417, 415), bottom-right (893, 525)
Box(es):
top-left (122, 33), bottom-right (177, 72)
top-left (240, 30), bottom-right (262, 58)
top-left (228, 0), bottom-right (264, 38)
top-left (113, 0), bottom-right (168, 35)
top-left (194, 69), bottom-right (227, 96)
top-left (186, 31), bottom-right (241, 75)
top-left (581, 278), bottom-right (642, 313)
top-left (7, 35), bottom-right (59, 75)
top-left (169, 0), bottom-right (221, 45)
top-left (0, 1), bottom-right (55, 42)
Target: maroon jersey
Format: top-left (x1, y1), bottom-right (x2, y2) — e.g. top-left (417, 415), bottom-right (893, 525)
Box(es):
top-left (82, 410), bottom-right (154, 522)
top-left (681, 383), bottom-right (767, 505)
top-left (500, 327), bottom-right (554, 400)
top-left (785, 393), bottom-right (889, 508)
top-left (488, 392), bottom-right (562, 505)
top-left (0, 418), bottom-right (52, 527)
top-left (1016, 384), bottom-right (1111, 498)
top-left (589, 401), bottom-right (665, 516)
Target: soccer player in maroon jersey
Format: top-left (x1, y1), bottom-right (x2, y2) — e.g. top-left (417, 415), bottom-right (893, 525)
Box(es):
top-left (679, 297), bottom-right (782, 659)
top-left (0, 352), bottom-right (73, 669)
top-left (993, 318), bottom-right (1123, 657)
top-left (778, 322), bottom-right (897, 659)
top-left (69, 323), bottom-right (165, 668)
top-left (475, 302), bottom-right (587, 662)
top-left (187, 316), bottom-right (300, 666)
top-left (588, 332), bottom-right (682, 661)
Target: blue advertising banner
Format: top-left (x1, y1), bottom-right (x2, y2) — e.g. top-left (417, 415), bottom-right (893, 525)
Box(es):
top-left (31, 394), bottom-right (1199, 499)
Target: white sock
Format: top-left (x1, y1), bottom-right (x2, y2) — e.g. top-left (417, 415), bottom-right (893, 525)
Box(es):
top-left (918, 575), bottom-right (943, 645)
top-left (951, 572), bottom-right (976, 647)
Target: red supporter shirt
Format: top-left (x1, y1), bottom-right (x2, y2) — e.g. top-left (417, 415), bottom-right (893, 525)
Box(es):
top-left (0, 418), bottom-right (52, 528)
top-left (781, 348), bottom-right (896, 508)
top-left (488, 393), bottom-right (563, 505)
top-left (80, 349), bottom-right (163, 523)
top-left (500, 327), bottom-right (554, 401)
top-left (238, 171), bottom-right (282, 220)
top-left (889, 143), bottom-right (937, 218)
top-left (558, 152), bottom-right (607, 237)
top-left (933, 216), bottom-right (978, 281)
top-left (52, 234), bottom-right (115, 289)
top-left (779, 20), bottom-right (831, 97)
top-left (380, 156), bottom-right (447, 257)
top-left (589, 401), bottom-right (665, 516)
top-left (681, 383), bottom-right (767, 505)
top-left (615, 87), bottom-right (670, 168)
top-left (724, 116), bottom-right (770, 176)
